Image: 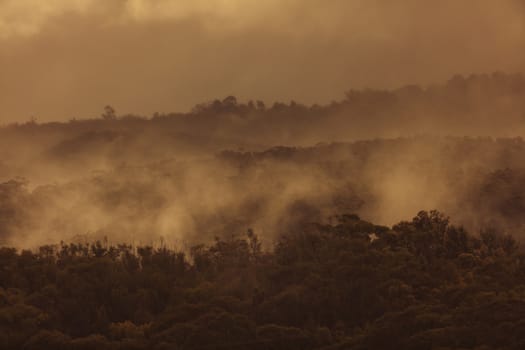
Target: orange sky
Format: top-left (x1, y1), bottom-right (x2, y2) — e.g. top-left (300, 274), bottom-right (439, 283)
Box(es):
top-left (1, 0), bottom-right (524, 123)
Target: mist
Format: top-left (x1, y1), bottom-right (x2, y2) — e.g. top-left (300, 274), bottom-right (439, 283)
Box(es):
top-left (1, 72), bottom-right (525, 248)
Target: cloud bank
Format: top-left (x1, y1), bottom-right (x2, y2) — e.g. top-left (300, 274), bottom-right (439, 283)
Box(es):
top-left (1, 0), bottom-right (524, 122)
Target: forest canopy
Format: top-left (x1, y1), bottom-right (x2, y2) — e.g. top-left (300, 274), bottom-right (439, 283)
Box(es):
top-left (1, 211), bottom-right (524, 349)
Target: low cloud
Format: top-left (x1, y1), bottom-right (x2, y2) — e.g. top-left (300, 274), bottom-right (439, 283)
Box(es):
top-left (0, 0), bottom-right (524, 122)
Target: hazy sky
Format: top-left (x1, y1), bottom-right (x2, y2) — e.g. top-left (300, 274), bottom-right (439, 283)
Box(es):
top-left (1, 0), bottom-right (524, 123)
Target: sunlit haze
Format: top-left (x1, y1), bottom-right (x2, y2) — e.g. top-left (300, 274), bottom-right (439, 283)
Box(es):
top-left (1, 0), bottom-right (524, 122)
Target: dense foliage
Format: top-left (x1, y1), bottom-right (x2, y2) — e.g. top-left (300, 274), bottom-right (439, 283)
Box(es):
top-left (1, 211), bottom-right (524, 349)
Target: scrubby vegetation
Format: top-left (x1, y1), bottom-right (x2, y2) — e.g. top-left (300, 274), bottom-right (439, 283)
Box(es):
top-left (1, 211), bottom-right (524, 349)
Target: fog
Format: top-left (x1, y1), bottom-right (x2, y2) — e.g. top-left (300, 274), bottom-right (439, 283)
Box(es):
top-left (1, 1), bottom-right (525, 248)
top-left (1, 0), bottom-right (525, 122)
top-left (1, 72), bottom-right (525, 248)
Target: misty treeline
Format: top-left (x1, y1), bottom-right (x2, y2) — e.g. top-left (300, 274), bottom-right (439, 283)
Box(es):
top-left (3, 136), bottom-right (525, 247)
top-left (1, 73), bottom-right (525, 248)
top-left (2, 72), bottom-right (525, 151)
top-left (1, 211), bottom-right (524, 349)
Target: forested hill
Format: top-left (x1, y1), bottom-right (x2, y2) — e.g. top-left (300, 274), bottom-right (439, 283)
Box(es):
top-left (2, 72), bottom-right (525, 148)
top-left (1, 211), bottom-right (524, 350)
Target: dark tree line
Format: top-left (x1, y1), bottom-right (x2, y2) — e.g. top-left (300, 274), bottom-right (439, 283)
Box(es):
top-left (1, 211), bottom-right (525, 349)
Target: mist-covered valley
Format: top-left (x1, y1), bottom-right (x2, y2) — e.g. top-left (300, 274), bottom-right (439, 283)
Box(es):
top-left (2, 72), bottom-right (525, 248)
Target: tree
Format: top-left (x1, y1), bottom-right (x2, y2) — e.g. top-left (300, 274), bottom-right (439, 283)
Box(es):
top-left (101, 105), bottom-right (116, 121)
